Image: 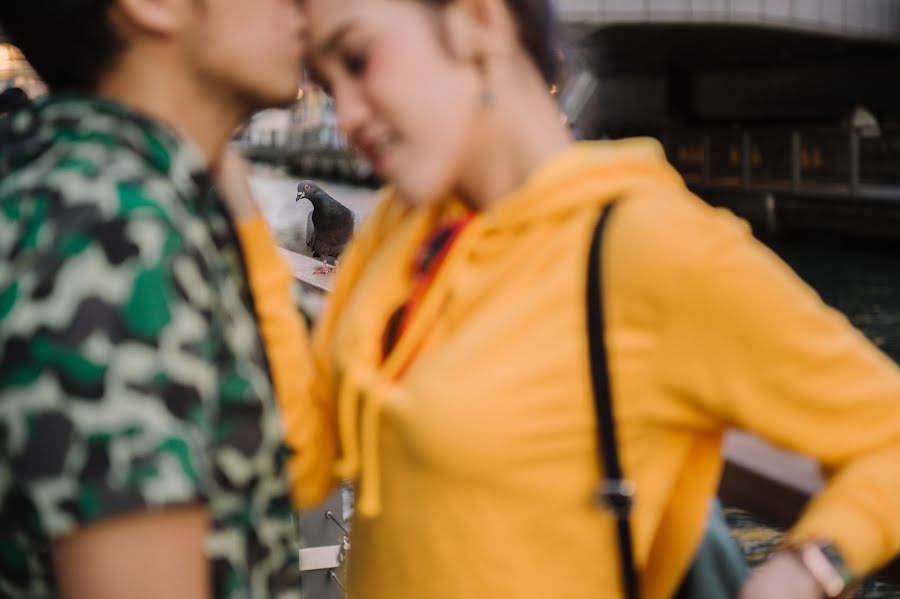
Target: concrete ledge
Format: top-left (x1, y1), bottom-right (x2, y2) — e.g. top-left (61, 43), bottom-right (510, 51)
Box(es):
top-left (277, 246), bottom-right (335, 293)
top-left (724, 432), bottom-right (824, 496)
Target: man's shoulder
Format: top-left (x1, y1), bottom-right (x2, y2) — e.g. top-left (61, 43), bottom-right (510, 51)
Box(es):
top-left (2, 133), bottom-right (188, 214)
top-left (0, 117), bottom-right (210, 274)
top-left (0, 99), bottom-right (208, 230)
top-left (0, 121), bottom-right (215, 354)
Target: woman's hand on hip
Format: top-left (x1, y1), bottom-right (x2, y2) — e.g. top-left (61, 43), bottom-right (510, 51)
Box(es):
top-left (738, 550), bottom-right (824, 599)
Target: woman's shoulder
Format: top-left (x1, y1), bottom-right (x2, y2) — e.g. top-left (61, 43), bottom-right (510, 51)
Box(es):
top-left (604, 184), bottom-right (758, 302)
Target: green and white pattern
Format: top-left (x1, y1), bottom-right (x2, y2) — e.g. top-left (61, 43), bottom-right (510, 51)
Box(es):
top-left (0, 97), bottom-right (299, 598)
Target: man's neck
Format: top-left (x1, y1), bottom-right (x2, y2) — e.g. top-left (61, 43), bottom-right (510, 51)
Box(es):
top-left (96, 54), bottom-right (246, 168)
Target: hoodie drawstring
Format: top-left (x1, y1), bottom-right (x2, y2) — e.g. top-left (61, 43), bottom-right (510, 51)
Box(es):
top-left (336, 215), bottom-right (482, 518)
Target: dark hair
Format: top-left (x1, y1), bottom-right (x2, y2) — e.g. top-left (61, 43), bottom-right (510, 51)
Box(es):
top-left (0, 87), bottom-right (30, 116)
top-left (0, 0), bottom-right (121, 91)
top-left (425, 0), bottom-right (561, 86)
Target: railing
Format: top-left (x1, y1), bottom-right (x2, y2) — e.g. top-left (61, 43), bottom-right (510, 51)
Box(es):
top-left (663, 123), bottom-right (900, 199)
top-left (241, 124), bottom-right (375, 185)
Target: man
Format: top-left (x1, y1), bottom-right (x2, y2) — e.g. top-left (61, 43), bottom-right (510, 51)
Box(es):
top-left (0, 1), bottom-right (305, 597)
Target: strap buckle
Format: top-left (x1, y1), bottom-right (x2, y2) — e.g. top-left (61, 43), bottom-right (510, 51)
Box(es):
top-left (596, 479), bottom-right (636, 517)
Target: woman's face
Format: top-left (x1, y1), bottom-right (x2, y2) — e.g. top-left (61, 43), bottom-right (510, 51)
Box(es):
top-left (304, 0), bottom-right (485, 206)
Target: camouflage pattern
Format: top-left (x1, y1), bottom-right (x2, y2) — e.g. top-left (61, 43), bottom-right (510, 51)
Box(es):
top-left (0, 96), bottom-right (300, 598)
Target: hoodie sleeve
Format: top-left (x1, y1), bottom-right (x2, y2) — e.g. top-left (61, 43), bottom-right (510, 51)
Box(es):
top-left (649, 195), bottom-right (900, 576)
top-left (233, 215), bottom-right (340, 508)
top-left (233, 194), bottom-right (402, 509)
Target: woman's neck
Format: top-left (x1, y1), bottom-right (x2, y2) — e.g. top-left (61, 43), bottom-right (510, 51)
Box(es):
top-left (455, 79), bottom-right (573, 211)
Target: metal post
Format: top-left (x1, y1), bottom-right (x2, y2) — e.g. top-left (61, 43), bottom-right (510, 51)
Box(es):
top-left (849, 127), bottom-right (860, 197)
top-left (741, 131), bottom-right (752, 189)
top-left (297, 488), bottom-right (349, 599)
top-left (702, 131), bottom-right (712, 185)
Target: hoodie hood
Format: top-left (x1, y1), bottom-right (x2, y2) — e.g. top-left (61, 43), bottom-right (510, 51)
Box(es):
top-left (0, 102), bottom-right (51, 180)
top-left (477, 138), bottom-right (685, 231)
top-left (375, 138), bottom-right (686, 242)
top-left (0, 95), bottom-right (207, 197)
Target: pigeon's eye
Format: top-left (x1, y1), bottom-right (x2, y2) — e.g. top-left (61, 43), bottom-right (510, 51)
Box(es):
top-left (305, 185), bottom-right (311, 191)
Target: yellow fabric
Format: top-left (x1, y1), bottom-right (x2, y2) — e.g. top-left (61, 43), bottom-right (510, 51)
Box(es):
top-left (237, 140), bottom-right (900, 599)
top-left (233, 216), bottom-right (339, 508)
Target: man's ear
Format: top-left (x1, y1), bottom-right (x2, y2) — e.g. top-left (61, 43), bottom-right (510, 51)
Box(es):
top-left (109, 0), bottom-right (193, 37)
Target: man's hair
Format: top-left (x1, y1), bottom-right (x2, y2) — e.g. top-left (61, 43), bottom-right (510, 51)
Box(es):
top-left (0, 1), bottom-right (121, 91)
top-left (0, 87), bottom-right (30, 115)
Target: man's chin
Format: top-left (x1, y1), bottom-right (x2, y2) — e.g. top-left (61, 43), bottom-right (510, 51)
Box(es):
top-left (265, 87), bottom-right (301, 109)
top-left (236, 73), bottom-right (301, 108)
top-left (238, 87), bottom-right (298, 116)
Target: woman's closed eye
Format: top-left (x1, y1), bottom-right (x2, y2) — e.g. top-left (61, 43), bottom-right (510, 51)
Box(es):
top-left (341, 50), bottom-right (369, 77)
top-left (307, 48), bottom-right (368, 94)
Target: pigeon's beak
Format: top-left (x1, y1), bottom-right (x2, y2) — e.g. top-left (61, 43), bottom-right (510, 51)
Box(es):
top-left (296, 192), bottom-right (305, 202)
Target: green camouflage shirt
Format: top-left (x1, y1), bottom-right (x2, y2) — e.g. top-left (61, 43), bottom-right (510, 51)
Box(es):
top-left (0, 96), bottom-right (299, 598)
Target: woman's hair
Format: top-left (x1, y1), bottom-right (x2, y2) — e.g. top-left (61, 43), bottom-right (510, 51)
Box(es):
top-left (421, 0), bottom-right (561, 86)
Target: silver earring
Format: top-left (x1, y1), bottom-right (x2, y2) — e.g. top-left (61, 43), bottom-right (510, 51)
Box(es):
top-left (476, 57), bottom-right (494, 109)
top-left (480, 87), bottom-right (495, 108)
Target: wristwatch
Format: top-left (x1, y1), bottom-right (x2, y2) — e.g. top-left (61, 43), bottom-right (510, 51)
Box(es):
top-left (791, 541), bottom-right (855, 598)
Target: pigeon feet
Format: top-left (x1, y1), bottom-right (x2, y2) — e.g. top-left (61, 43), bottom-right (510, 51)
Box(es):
top-left (313, 261), bottom-right (335, 275)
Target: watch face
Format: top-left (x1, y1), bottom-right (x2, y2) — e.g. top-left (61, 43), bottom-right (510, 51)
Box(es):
top-left (818, 543), bottom-right (854, 589)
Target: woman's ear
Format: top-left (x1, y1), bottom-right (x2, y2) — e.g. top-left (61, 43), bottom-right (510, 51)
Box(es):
top-left (439, 0), bottom-right (519, 65)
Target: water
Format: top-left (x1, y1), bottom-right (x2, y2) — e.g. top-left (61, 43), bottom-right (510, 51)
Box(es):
top-left (763, 234), bottom-right (900, 364)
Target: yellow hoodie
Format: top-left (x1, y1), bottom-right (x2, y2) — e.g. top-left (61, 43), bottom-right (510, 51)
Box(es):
top-left (239, 139), bottom-right (900, 599)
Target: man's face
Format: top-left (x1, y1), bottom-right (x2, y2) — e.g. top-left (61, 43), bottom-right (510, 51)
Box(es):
top-left (187, 0), bottom-right (305, 112)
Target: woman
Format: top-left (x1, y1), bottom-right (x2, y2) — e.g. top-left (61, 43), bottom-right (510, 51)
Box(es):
top-left (226, 0), bottom-right (900, 597)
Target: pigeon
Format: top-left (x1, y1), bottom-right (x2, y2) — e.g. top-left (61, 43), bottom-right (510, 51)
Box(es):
top-left (296, 180), bottom-right (355, 274)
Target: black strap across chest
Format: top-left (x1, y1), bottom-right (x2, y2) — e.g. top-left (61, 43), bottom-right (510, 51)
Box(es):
top-left (586, 202), bottom-right (639, 599)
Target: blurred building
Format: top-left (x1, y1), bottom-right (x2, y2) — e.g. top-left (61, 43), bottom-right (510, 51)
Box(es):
top-left (0, 42), bottom-right (45, 98)
top-left (239, 81), bottom-right (371, 183)
top-left (549, 0), bottom-right (900, 239)
top-left (560, 0), bottom-right (900, 39)
top-left (240, 2), bottom-right (900, 212)
top-left (556, 0), bottom-right (900, 132)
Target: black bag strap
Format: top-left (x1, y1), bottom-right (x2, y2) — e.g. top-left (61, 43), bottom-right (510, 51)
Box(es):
top-left (586, 202), bottom-right (639, 599)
